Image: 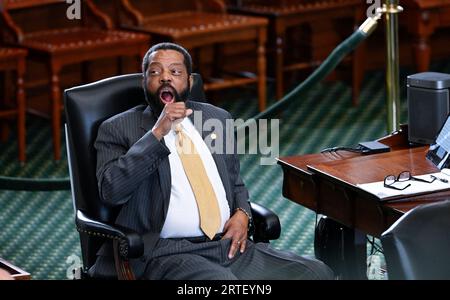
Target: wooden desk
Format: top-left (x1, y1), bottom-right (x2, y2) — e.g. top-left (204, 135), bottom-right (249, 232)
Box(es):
top-left (0, 257), bottom-right (31, 280)
top-left (227, 0), bottom-right (362, 104)
top-left (277, 125), bottom-right (446, 236)
top-left (277, 125), bottom-right (449, 278)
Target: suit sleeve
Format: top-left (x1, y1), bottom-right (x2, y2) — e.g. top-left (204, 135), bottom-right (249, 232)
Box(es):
top-left (95, 119), bottom-right (170, 206)
top-left (232, 155), bottom-right (252, 220)
top-left (225, 112), bottom-right (252, 220)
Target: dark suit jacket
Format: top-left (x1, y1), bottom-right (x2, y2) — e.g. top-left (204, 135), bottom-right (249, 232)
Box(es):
top-left (94, 100), bottom-right (251, 257)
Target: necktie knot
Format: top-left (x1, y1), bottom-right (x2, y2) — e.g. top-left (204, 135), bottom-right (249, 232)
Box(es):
top-left (175, 124), bottom-right (183, 147)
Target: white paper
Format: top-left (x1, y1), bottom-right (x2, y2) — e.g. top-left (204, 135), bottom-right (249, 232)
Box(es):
top-left (356, 171), bottom-right (450, 200)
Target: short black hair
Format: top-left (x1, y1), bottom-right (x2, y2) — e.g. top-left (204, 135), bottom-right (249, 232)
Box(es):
top-left (142, 42), bottom-right (193, 77)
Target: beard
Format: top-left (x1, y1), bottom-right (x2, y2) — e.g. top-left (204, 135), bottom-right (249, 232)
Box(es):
top-left (144, 81), bottom-right (190, 117)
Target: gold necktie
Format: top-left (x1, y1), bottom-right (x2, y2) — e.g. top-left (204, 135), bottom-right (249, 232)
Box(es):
top-left (175, 124), bottom-right (221, 240)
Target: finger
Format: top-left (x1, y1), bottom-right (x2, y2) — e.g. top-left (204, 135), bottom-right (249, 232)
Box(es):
top-left (221, 224), bottom-right (232, 241)
top-left (172, 107), bottom-right (191, 117)
top-left (228, 239), bottom-right (239, 259)
top-left (221, 233), bottom-right (232, 241)
top-left (223, 219), bottom-right (231, 231)
top-left (167, 111), bottom-right (187, 121)
top-left (167, 101), bottom-right (185, 108)
top-left (173, 101), bottom-right (186, 107)
top-left (240, 239), bottom-right (246, 253)
top-left (169, 102), bottom-right (186, 111)
top-left (166, 107), bottom-right (186, 115)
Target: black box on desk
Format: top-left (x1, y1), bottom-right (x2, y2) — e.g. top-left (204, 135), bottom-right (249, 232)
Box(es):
top-left (408, 72), bottom-right (450, 144)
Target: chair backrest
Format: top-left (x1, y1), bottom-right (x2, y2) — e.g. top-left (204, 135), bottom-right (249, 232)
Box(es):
top-left (64, 72), bottom-right (206, 270)
top-left (1, 0), bottom-right (100, 42)
top-left (381, 200), bottom-right (450, 280)
top-left (124, 0), bottom-right (225, 16)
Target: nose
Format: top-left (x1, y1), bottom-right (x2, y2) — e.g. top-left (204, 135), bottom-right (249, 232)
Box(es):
top-left (160, 70), bottom-right (172, 84)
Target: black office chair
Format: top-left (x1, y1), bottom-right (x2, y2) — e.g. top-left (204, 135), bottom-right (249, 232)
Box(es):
top-left (381, 200), bottom-right (450, 280)
top-left (64, 73), bottom-right (281, 279)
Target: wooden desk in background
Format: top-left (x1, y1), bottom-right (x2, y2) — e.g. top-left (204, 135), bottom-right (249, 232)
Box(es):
top-left (277, 125), bottom-right (449, 278)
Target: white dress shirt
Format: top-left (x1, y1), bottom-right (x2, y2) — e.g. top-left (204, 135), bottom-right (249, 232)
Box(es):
top-left (160, 117), bottom-right (230, 238)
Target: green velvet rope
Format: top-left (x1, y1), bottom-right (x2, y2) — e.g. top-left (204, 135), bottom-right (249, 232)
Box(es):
top-left (0, 25), bottom-right (373, 192)
top-left (0, 176), bottom-right (71, 191)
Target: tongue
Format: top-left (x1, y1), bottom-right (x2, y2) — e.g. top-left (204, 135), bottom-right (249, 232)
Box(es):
top-left (161, 91), bottom-right (174, 103)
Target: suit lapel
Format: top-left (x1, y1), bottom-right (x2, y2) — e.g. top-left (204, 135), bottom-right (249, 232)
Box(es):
top-left (140, 106), bottom-right (171, 215)
top-left (140, 106), bottom-right (156, 133)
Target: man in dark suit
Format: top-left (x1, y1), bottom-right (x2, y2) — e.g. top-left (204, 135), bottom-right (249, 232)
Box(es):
top-left (90, 42), bottom-right (333, 280)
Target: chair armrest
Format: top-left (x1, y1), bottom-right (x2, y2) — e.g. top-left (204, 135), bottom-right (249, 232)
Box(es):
top-left (250, 202), bottom-right (281, 243)
top-left (75, 210), bottom-right (144, 259)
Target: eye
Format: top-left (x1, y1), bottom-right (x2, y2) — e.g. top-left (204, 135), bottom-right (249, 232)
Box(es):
top-left (149, 68), bottom-right (161, 76)
top-left (172, 69), bottom-right (183, 76)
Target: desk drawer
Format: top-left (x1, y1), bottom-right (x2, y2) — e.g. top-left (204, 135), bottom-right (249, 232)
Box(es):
top-left (281, 168), bottom-right (317, 211)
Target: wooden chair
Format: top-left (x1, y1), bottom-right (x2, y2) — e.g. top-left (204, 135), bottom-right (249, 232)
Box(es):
top-left (0, 0), bottom-right (150, 160)
top-left (0, 47), bottom-right (27, 162)
top-left (227, 0), bottom-right (364, 105)
top-left (118, 0), bottom-right (268, 111)
top-left (401, 0), bottom-right (450, 73)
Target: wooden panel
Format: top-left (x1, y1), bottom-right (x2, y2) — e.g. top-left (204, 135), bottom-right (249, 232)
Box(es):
top-left (4, 0), bottom-right (63, 10)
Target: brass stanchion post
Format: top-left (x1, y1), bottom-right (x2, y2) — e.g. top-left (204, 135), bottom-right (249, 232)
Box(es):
top-left (381, 1), bottom-right (403, 133)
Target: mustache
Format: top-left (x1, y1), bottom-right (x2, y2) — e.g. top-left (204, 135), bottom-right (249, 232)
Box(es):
top-left (143, 81), bottom-right (191, 116)
top-left (157, 83), bottom-right (178, 99)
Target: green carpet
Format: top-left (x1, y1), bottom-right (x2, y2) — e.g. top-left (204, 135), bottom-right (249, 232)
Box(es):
top-left (1, 59), bottom-right (449, 279)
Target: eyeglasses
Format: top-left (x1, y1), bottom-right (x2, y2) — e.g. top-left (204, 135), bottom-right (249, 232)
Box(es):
top-left (384, 171), bottom-right (436, 191)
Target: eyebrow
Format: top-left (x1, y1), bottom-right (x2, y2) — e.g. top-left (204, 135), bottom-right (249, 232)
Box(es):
top-left (148, 62), bottom-right (162, 67)
top-left (168, 63), bottom-right (185, 69)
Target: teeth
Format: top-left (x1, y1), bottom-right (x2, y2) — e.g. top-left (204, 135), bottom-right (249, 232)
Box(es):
top-left (161, 89), bottom-right (172, 94)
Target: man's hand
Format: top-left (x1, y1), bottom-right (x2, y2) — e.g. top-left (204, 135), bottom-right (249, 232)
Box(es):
top-left (152, 102), bottom-right (193, 140)
top-left (222, 209), bottom-right (249, 259)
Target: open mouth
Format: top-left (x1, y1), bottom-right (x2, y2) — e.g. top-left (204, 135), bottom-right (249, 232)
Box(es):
top-left (159, 87), bottom-right (175, 104)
